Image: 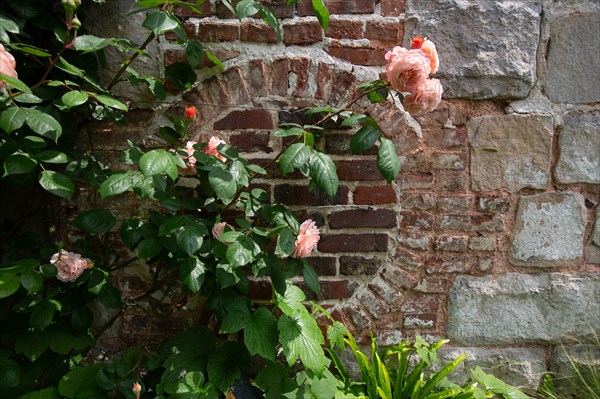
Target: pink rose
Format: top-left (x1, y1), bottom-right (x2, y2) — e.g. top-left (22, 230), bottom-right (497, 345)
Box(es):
top-left (385, 46), bottom-right (408, 67)
top-left (0, 44), bottom-right (18, 91)
top-left (50, 250), bottom-right (93, 283)
top-left (183, 140), bottom-right (197, 168)
top-left (203, 136), bottom-right (226, 162)
top-left (291, 220), bottom-right (320, 259)
top-left (403, 78), bottom-right (444, 115)
top-left (411, 36), bottom-right (439, 74)
top-left (385, 49), bottom-right (431, 93)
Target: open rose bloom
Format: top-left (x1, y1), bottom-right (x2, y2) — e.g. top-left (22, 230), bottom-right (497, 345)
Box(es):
top-left (183, 140), bottom-right (197, 167)
top-left (50, 250), bottom-right (94, 283)
top-left (385, 36), bottom-right (443, 115)
top-left (292, 220), bottom-right (320, 258)
top-left (203, 136), bottom-right (226, 162)
top-left (0, 44), bottom-right (18, 91)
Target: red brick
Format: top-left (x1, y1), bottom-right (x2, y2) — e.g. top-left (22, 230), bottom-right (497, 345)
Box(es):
top-left (248, 59), bottom-right (270, 97)
top-left (215, 1), bottom-right (236, 18)
top-left (432, 151), bottom-right (467, 170)
top-left (213, 109), bottom-right (275, 130)
top-left (436, 215), bottom-right (503, 233)
top-left (304, 280), bottom-right (357, 300)
top-left (230, 131), bottom-right (273, 153)
top-left (336, 159), bottom-right (382, 181)
top-left (274, 184), bottom-right (350, 206)
top-left (392, 248), bottom-right (423, 270)
top-left (396, 172), bottom-right (434, 190)
top-left (425, 256), bottom-right (476, 273)
top-left (365, 20), bottom-right (401, 42)
top-left (329, 209), bottom-right (397, 228)
top-left (400, 211), bottom-right (434, 230)
top-left (325, 44), bottom-right (387, 66)
top-left (414, 275), bottom-right (452, 293)
top-left (198, 49), bottom-right (240, 68)
top-left (222, 67), bottom-right (251, 105)
top-left (326, 19), bottom-right (364, 40)
top-left (353, 185), bottom-right (397, 205)
top-left (271, 58), bottom-right (290, 96)
top-left (340, 256), bottom-right (381, 275)
top-left (290, 57), bottom-right (312, 97)
top-left (197, 22), bottom-right (239, 42)
top-left (307, 257), bottom-right (337, 276)
top-left (296, 0), bottom-right (375, 15)
top-left (258, 0), bottom-right (295, 19)
top-left (477, 195), bottom-right (511, 214)
top-left (241, 22), bottom-right (278, 43)
top-left (398, 193), bottom-right (436, 210)
top-left (434, 171), bottom-right (468, 192)
top-left (284, 21), bottom-right (323, 45)
top-left (173, 0), bottom-right (213, 18)
top-left (434, 236), bottom-right (468, 252)
top-left (401, 295), bottom-right (441, 313)
top-left (381, 0), bottom-right (405, 16)
top-left (314, 63), bottom-right (355, 102)
top-left (319, 233), bottom-right (388, 252)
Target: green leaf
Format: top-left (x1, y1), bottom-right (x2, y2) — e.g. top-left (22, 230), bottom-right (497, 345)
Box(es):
top-left (165, 62), bottom-right (197, 91)
top-left (220, 297), bottom-right (251, 334)
top-left (0, 273), bottom-right (20, 299)
top-left (20, 270), bottom-right (43, 294)
top-left (30, 301), bottom-right (55, 330)
top-left (13, 93), bottom-right (43, 104)
top-left (226, 237), bottom-right (259, 267)
top-left (259, 6), bottom-right (282, 42)
top-left (4, 153), bottom-right (37, 175)
top-left (278, 311), bottom-right (326, 377)
top-left (0, 73), bottom-right (31, 93)
top-left (58, 364), bottom-right (103, 398)
top-left (207, 341), bottom-right (247, 393)
top-left (99, 283), bottom-right (122, 309)
top-left (311, 0), bottom-right (330, 31)
top-left (120, 218), bottom-right (143, 248)
top-left (280, 143), bottom-right (310, 175)
top-left (254, 362), bottom-right (297, 399)
top-left (350, 125), bottom-right (380, 154)
top-left (276, 227), bottom-right (295, 258)
top-left (309, 151), bottom-right (339, 198)
top-left (245, 307), bottom-right (278, 361)
top-left (377, 137), bottom-right (401, 183)
top-left (71, 209), bottom-right (116, 234)
top-left (18, 388), bottom-right (61, 399)
top-left (25, 109), bottom-right (62, 142)
top-left (235, 0), bottom-right (261, 18)
top-left (303, 263), bottom-right (320, 296)
top-left (185, 40), bottom-right (204, 68)
top-left (143, 10), bottom-right (180, 35)
top-left (74, 35), bottom-right (115, 53)
top-left (99, 170), bottom-right (144, 198)
top-left (180, 257), bottom-right (205, 293)
top-left (176, 225), bottom-right (204, 256)
top-left (204, 50), bottom-right (224, 69)
top-left (0, 107), bottom-right (27, 133)
top-left (209, 167), bottom-right (236, 201)
top-left (37, 150), bottom-right (69, 164)
top-left (274, 127), bottom-right (304, 137)
top-left (139, 149), bottom-right (179, 180)
top-left (61, 90), bottom-right (89, 108)
top-left (0, 357), bottom-right (20, 389)
top-left (93, 94), bottom-right (128, 111)
top-left (38, 170), bottom-right (74, 200)
top-left (326, 321), bottom-right (348, 350)
top-left (137, 238), bottom-right (162, 259)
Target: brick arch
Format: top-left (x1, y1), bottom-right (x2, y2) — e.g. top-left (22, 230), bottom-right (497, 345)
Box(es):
top-left (177, 57), bottom-right (429, 343)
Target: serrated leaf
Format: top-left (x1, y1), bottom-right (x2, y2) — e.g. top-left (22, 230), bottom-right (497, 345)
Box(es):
top-left (143, 10), bottom-right (180, 35)
top-left (220, 297), bottom-right (252, 334)
top-left (209, 167), bottom-right (237, 201)
top-left (38, 170), bottom-right (74, 200)
top-left (254, 362), bottom-right (297, 399)
top-left (0, 274), bottom-right (20, 299)
top-left (180, 257), bottom-right (205, 293)
top-left (71, 209), bottom-right (116, 234)
top-left (61, 90), bottom-right (89, 108)
top-left (0, 107), bottom-right (27, 133)
top-left (226, 237), bottom-right (259, 267)
top-left (309, 151), bottom-right (338, 198)
top-left (377, 137), bottom-right (400, 183)
top-left (278, 311), bottom-right (326, 377)
top-left (4, 153), bottom-right (37, 175)
top-left (176, 225), bottom-right (204, 256)
top-left (280, 143), bottom-right (310, 175)
top-left (207, 342), bottom-right (247, 393)
top-left (350, 125), bottom-right (380, 154)
top-left (245, 307), bottom-right (278, 361)
top-left (327, 321), bottom-right (348, 350)
top-left (99, 170), bottom-right (143, 198)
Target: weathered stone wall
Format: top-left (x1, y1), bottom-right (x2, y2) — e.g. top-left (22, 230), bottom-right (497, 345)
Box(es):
top-left (81, 0), bottom-right (600, 391)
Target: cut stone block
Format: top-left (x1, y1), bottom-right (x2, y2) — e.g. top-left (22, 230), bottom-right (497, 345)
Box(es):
top-left (555, 111), bottom-right (600, 184)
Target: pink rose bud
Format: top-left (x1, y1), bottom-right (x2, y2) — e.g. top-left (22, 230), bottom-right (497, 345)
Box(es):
top-left (0, 44), bottom-right (18, 91)
top-left (182, 140), bottom-right (197, 168)
top-left (185, 106), bottom-right (197, 120)
top-left (403, 78), bottom-right (444, 115)
top-left (385, 49), bottom-right (431, 93)
top-left (132, 381), bottom-right (142, 398)
top-left (292, 220), bottom-right (320, 259)
top-left (411, 36), bottom-right (439, 74)
top-left (203, 136), bottom-right (227, 162)
top-left (50, 250), bottom-right (93, 283)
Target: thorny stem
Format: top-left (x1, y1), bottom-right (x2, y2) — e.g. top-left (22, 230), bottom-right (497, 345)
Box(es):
top-left (107, 32), bottom-right (156, 90)
top-left (31, 30), bottom-right (77, 90)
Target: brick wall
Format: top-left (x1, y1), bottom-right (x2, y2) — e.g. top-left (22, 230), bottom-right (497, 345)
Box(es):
top-left (82, 0), bottom-right (600, 389)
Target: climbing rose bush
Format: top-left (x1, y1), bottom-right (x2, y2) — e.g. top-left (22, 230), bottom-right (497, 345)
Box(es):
top-left (50, 250), bottom-right (93, 283)
top-left (292, 219), bottom-right (321, 258)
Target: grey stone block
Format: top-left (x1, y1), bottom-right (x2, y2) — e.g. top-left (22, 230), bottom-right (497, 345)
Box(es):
top-left (549, 344), bottom-right (600, 398)
top-left (510, 192), bottom-right (586, 266)
top-left (468, 115), bottom-right (553, 193)
top-left (447, 273), bottom-right (600, 345)
top-left (555, 111), bottom-right (600, 184)
top-left (405, 0), bottom-right (540, 99)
